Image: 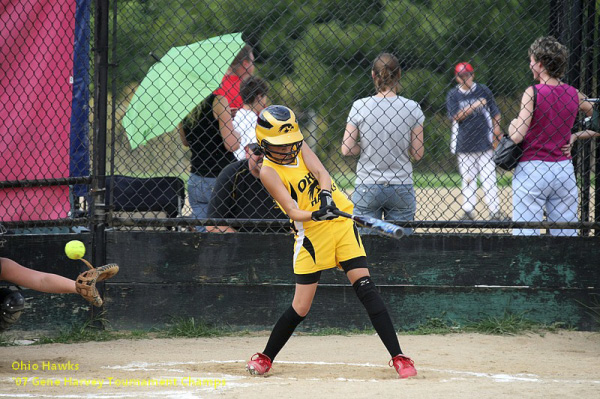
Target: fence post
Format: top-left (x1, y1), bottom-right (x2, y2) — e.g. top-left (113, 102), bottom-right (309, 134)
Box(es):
top-left (90, 0), bottom-right (110, 315)
top-left (549, 0), bottom-right (564, 39)
top-left (579, 0), bottom-right (598, 236)
top-left (594, 0), bottom-right (600, 237)
top-left (564, 0), bottom-right (585, 235)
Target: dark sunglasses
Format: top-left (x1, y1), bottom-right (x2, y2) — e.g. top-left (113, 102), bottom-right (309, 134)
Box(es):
top-left (250, 146), bottom-right (263, 156)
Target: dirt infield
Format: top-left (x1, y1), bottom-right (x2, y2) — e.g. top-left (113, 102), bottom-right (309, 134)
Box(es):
top-left (1, 331), bottom-right (598, 398)
top-left (415, 187), bottom-right (513, 220)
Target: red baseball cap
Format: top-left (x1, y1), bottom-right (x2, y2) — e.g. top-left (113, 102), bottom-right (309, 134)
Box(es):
top-left (454, 62), bottom-right (474, 75)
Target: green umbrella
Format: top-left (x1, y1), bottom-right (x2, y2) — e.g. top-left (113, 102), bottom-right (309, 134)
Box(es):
top-left (123, 33), bottom-right (245, 149)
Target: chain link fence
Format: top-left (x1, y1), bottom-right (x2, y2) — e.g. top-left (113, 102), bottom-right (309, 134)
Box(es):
top-left (1, 0), bottom-right (599, 236)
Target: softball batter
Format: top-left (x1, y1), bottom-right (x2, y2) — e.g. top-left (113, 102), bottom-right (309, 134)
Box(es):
top-left (245, 105), bottom-right (417, 379)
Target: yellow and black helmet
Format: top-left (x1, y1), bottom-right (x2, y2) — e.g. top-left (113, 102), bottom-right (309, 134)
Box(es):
top-left (256, 105), bottom-right (304, 164)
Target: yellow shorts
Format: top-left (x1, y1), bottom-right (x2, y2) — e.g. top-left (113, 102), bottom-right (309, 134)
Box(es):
top-left (293, 218), bottom-right (366, 275)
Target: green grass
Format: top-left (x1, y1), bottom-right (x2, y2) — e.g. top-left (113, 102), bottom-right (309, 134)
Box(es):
top-left (462, 312), bottom-right (538, 335)
top-left (404, 316), bottom-right (460, 335)
top-left (333, 172), bottom-right (514, 190)
top-left (399, 311), bottom-right (568, 336)
top-left (156, 317), bottom-right (235, 338)
top-left (0, 317), bottom-right (239, 346)
top-left (301, 326), bottom-right (375, 336)
top-left (34, 315), bottom-right (115, 345)
top-left (0, 334), bottom-right (13, 347)
top-left (0, 312), bottom-right (570, 346)
top-left (128, 329), bottom-right (152, 340)
top-left (463, 312), bottom-right (568, 335)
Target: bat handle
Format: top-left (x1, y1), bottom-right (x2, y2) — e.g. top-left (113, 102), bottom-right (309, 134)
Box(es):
top-left (332, 209), bottom-right (353, 219)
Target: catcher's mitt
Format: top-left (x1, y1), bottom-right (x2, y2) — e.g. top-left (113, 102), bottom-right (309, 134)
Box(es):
top-left (75, 262), bottom-right (119, 307)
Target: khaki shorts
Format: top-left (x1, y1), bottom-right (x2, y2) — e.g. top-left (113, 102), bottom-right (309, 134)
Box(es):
top-left (293, 218), bottom-right (366, 275)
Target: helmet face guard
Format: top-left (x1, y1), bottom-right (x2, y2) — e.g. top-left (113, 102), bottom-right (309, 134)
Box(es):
top-left (261, 140), bottom-right (303, 165)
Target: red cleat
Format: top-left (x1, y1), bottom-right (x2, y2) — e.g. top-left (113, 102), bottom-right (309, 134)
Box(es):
top-left (390, 354), bottom-right (417, 379)
top-left (246, 353), bottom-right (272, 376)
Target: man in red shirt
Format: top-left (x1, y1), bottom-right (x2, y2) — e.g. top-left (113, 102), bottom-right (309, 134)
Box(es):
top-left (214, 45), bottom-right (256, 117)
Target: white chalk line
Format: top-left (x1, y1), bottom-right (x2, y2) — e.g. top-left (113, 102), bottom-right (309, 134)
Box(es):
top-left (0, 392), bottom-right (216, 399)
top-left (107, 360), bottom-right (600, 385)
top-left (2, 359), bottom-right (598, 399)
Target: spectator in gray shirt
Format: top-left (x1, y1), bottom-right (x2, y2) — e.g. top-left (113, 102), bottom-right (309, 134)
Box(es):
top-left (342, 53), bottom-right (424, 235)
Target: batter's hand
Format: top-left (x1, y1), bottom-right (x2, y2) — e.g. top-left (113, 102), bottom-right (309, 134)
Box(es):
top-left (311, 189), bottom-right (339, 221)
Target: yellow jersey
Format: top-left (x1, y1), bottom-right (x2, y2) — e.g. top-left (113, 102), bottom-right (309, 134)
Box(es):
top-left (262, 149), bottom-right (354, 231)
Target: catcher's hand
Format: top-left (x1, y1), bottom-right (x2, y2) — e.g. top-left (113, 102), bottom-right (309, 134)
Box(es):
top-left (75, 263), bottom-right (119, 307)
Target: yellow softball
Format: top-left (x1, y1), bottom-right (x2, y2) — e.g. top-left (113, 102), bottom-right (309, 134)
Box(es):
top-left (65, 240), bottom-right (86, 260)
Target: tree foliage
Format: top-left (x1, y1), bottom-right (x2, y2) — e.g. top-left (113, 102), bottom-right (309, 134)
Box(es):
top-left (112, 0), bottom-right (551, 172)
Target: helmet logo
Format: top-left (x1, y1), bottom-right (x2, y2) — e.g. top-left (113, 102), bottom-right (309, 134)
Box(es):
top-left (279, 123), bottom-right (294, 133)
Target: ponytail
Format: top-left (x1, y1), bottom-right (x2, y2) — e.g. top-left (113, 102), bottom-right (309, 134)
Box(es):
top-left (372, 53), bottom-right (401, 93)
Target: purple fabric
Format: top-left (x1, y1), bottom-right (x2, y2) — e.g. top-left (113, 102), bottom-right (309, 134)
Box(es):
top-left (0, 0), bottom-right (74, 221)
top-left (520, 84), bottom-right (578, 162)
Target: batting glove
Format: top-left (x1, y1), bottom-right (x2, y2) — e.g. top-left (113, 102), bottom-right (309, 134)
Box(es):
top-left (311, 189), bottom-right (339, 221)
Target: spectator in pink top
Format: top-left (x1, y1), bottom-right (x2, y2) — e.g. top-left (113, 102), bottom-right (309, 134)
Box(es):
top-left (508, 36), bottom-right (595, 236)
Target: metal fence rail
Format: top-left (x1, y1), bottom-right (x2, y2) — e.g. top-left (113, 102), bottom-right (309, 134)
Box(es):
top-left (1, 0), bottom-right (599, 238)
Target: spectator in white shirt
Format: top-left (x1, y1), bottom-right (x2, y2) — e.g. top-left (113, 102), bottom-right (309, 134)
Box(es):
top-left (233, 76), bottom-right (269, 160)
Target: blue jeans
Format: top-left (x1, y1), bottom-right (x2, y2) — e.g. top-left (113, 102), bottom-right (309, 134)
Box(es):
top-left (188, 173), bottom-right (217, 232)
top-left (352, 183), bottom-right (416, 235)
top-left (512, 160), bottom-right (578, 236)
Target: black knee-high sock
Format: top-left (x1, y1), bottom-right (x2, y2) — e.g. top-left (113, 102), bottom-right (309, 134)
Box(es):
top-left (263, 306), bottom-right (306, 361)
top-left (353, 276), bottom-right (402, 357)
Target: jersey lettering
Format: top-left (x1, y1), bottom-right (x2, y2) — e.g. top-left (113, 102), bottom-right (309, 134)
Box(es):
top-left (297, 172), bottom-right (318, 197)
